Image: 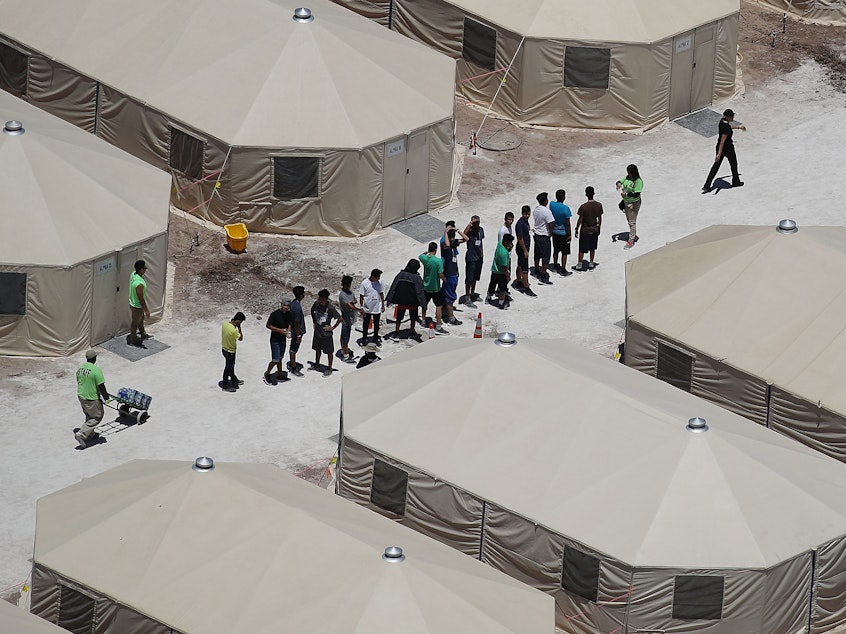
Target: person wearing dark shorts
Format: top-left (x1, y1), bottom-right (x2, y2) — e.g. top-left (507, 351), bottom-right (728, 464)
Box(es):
top-left (264, 297), bottom-right (291, 385)
top-left (513, 205), bottom-right (534, 296)
top-left (462, 215), bottom-right (484, 308)
top-left (440, 221), bottom-right (466, 326)
top-left (311, 289), bottom-right (341, 377)
top-left (487, 234), bottom-right (514, 309)
top-left (573, 187), bottom-right (603, 271)
top-left (419, 242), bottom-right (447, 334)
top-left (288, 286), bottom-right (307, 376)
top-left (549, 189), bottom-right (572, 277)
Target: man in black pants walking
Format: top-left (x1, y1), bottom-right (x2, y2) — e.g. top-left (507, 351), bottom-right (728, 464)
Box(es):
top-left (703, 109), bottom-right (746, 193)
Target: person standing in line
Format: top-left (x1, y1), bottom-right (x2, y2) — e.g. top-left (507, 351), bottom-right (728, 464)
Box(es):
top-left (386, 259), bottom-right (427, 342)
top-left (264, 298), bottom-right (291, 385)
top-left (220, 312), bottom-right (245, 392)
top-left (288, 286), bottom-right (307, 377)
top-left (487, 234), bottom-right (514, 310)
top-left (75, 349), bottom-right (111, 449)
top-left (702, 108), bottom-right (746, 193)
top-left (617, 164), bottom-right (644, 250)
top-left (461, 215), bottom-right (484, 308)
top-left (311, 289), bottom-right (342, 377)
top-left (359, 269), bottom-right (385, 345)
top-left (513, 205), bottom-right (535, 297)
top-left (573, 187), bottom-right (604, 271)
top-left (440, 221), bottom-right (466, 326)
top-left (532, 192), bottom-right (555, 285)
top-left (128, 260), bottom-right (151, 348)
top-left (549, 189), bottom-right (573, 277)
top-left (336, 275), bottom-right (359, 364)
top-left (498, 211), bottom-right (514, 243)
top-left (419, 242), bottom-right (448, 334)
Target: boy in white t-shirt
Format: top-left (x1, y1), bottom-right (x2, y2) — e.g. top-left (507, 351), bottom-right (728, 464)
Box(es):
top-left (359, 269), bottom-right (385, 345)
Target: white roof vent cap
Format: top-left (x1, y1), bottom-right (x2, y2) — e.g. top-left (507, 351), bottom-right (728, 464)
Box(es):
top-left (3, 120), bottom-right (24, 135)
top-left (192, 456), bottom-right (215, 472)
top-left (495, 332), bottom-right (517, 347)
top-left (686, 417), bottom-right (709, 433)
top-left (383, 546), bottom-right (405, 563)
top-left (293, 7), bottom-right (314, 22)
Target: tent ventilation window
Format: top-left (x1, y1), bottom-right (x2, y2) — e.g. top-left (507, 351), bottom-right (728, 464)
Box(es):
top-left (0, 40), bottom-right (29, 96)
top-left (0, 272), bottom-right (27, 316)
top-left (169, 127), bottom-right (205, 181)
top-left (273, 156), bottom-right (320, 200)
top-left (462, 18), bottom-right (497, 72)
top-left (672, 575), bottom-right (724, 620)
top-left (655, 340), bottom-right (694, 393)
top-left (58, 584), bottom-right (96, 634)
top-left (561, 544), bottom-right (601, 602)
top-left (370, 458), bottom-right (409, 516)
top-left (563, 47), bottom-right (611, 89)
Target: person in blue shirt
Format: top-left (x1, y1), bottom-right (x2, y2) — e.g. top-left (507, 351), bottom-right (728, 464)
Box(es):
top-left (549, 189), bottom-right (573, 277)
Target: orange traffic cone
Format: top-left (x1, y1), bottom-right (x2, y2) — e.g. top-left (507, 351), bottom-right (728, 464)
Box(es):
top-left (473, 312), bottom-right (483, 338)
top-left (428, 323), bottom-right (436, 339)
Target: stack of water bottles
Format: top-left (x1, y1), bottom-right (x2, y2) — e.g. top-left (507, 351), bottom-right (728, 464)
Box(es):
top-left (117, 387), bottom-right (152, 410)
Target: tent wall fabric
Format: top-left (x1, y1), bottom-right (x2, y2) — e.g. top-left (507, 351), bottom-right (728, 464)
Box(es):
top-left (624, 224), bottom-right (846, 463)
top-left (0, 0), bottom-right (457, 237)
top-left (0, 598), bottom-right (69, 634)
top-left (30, 459), bottom-right (554, 634)
top-left (0, 91), bottom-right (169, 357)
top-left (757, 0), bottom-right (846, 24)
top-left (333, 0), bottom-right (740, 130)
top-left (338, 336), bottom-right (846, 633)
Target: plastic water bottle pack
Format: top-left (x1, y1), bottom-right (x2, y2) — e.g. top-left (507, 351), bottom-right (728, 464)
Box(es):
top-left (117, 387), bottom-right (152, 410)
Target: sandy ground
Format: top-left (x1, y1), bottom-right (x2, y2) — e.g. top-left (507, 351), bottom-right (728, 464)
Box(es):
top-left (2, 0), bottom-right (846, 607)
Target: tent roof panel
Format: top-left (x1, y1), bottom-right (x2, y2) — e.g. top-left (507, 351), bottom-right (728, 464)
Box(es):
top-left (0, 0), bottom-right (455, 149)
top-left (0, 599), bottom-right (67, 633)
top-left (342, 337), bottom-right (846, 568)
top-left (0, 93), bottom-right (170, 267)
top-left (626, 224), bottom-right (846, 415)
top-left (34, 460), bottom-right (553, 634)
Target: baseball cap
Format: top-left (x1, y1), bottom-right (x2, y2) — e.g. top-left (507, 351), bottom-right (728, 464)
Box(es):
top-left (723, 108), bottom-right (735, 117)
top-left (365, 342), bottom-right (379, 353)
top-left (281, 297), bottom-right (292, 306)
top-left (85, 349), bottom-right (97, 361)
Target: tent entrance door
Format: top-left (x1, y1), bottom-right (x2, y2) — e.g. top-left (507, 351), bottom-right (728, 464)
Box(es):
top-left (381, 130), bottom-right (430, 227)
top-left (669, 31), bottom-right (695, 119)
top-left (690, 25), bottom-right (716, 112)
top-left (90, 253), bottom-right (118, 344)
top-left (113, 247), bottom-right (140, 337)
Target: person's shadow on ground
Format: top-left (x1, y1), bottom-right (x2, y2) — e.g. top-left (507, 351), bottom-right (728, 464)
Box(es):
top-left (703, 177), bottom-right (737, 195)
top-left (72, 428), bottom-right (107, 450)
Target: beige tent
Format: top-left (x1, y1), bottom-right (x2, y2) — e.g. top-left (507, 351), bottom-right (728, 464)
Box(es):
top-left (625, 222), bottom-right (846, 463)
top-left (0, 0), bottom-right (456, 237)
top-left (0, 91), bottom-right (169, 357)
top-left (0, 600), bottom-right (67, 634)
top-left (31, 458), bottom-right (553, 634)
top-left (339, 335), bottom-right (846, 633)
top-left (757, 0), bottom-right (846, 23)
top-left (333, 0), bottom-right (739, 129)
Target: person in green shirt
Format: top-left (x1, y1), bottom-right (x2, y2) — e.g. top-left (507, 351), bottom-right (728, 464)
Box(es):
top-left (75, 349), bottom-right (110, 449)
top-left (220, 312), bottom-right (245, 392)
top-left (487, 234), bottom-right (514, 310)
top-left (616, 164), bottom-right (644, 250)
top-left (419, 242), bottom-right (447, 334)
top-left (128, 260), bottom-right (151, 348)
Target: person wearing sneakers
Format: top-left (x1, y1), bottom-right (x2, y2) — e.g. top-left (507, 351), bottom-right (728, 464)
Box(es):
top-left (461, 215), bottom-right (484, 308)
top-left (513, 205), bottom-right (536, 297)
top-left (488, 234), bottom-right (514, 309)
top-left (419, 242), bottom-right (448, 334)
top-left (75, 349), bottom-right (111, 449)
top-left (617, 164), bottom-right (643, 250)
top-left (440, 221), bottom-right (466, 326)
top-left (220, 312), bottom-right (245, 392)
top-left (386, 259), bottom-right (427, 342)
top-left (127, 260), bottom-right (151, 348)
top-left (336, 275), bottom-right (359, 364)
top-left (573, 186), bottom-right (604, 271)
top-left (264, 298), bottom-right (291, 385)
top-left (549, 189), bottom-right (573, 277)
top-left (288, 286), bottom-right (307, 377)
top-left (311, 289), bottom-right (342, 377)
top-left (702, 108), bottom-right (746, 193)
top-left (359, 269), bottom-right (386, 344)
top-left (532, 192), bottom-right (555, 285)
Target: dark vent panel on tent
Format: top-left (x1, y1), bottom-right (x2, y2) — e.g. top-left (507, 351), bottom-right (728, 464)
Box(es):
top-left (563, 47), bottom-right (611, 89)
top-left (169, 127), bottom-right (205, 180)
top-left (672, 575), bottom-right (724, 620)
top-left (370, 458), bottom-right (409, 516)
top-left (0, 41), bottom-right (28, 96)
top-left (273, 156), bottom-right (320, 200)
top-left (655, 340), bottom-right (694, 393)
top-left (58, 585), bottom-right (96, 634)
top-left (0, 272), bottom-right (26, 315)
top-left (561, 544), bottom-right (601, 602)
top-left (462, 18), bottom-right (496, 71)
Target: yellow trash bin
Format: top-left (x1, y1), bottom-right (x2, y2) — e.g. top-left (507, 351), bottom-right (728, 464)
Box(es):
top-left (224, 223), bottom-right (248, 253)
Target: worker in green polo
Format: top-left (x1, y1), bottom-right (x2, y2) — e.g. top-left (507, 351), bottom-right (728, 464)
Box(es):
top-left (75, 349), bottom-right (110, 449)
top-left (128, 259), bottom-right (151, 348)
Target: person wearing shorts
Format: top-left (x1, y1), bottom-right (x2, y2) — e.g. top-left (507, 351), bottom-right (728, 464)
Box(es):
top-left (311, 288), bottom-right (341, 377)
top-left (549, 189), bottom-right (573, 277)
top-left (573, 186), bottom-right (604, 271)
top-left (462, 215), bottom-right (484, 308)
top-left (419, 242), bottom-right (447, 334)
top-left (288, 286), bottom-right (307, 376)
top-left (532, 192), bottom-right (555, 285)
top-left (264, 297), bottom-right (291, 385)
top-left (440, 221), bottom-right (466, 326)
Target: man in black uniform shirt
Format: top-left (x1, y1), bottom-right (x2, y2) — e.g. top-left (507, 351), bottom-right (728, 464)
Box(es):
top-left (703, 108), bottom-right (746, 193)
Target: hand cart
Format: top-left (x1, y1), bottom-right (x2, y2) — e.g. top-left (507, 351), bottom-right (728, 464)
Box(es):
top-left (105, 387), bottom-right (152, 425)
